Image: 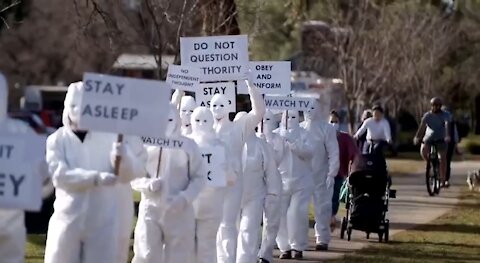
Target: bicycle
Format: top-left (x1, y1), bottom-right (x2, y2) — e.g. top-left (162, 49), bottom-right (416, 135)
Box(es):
top-left (425, 141), bottom-right (442, 196)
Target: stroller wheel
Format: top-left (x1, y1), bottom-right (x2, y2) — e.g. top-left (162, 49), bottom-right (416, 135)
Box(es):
top-left (340, 217), bottom-right (347, 239)
top-left (347, 227), bottom-right (352, 241)
top-left (366, 232), bottom-right (370, 239)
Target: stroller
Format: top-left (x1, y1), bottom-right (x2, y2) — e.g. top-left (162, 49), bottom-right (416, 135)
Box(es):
top-left (340, 152), bottom-right (396, 242)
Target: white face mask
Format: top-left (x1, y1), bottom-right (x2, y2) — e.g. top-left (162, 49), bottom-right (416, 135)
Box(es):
top-left (180, 96), bottom-right (196, 126)
top-left (191, 107), bottom-right (214, 135)
top-left (62, 82), bottom-right (83, 127)
top-left (262, 110), bottom-right (276, 133)
top-left (284, 110), bottom-right (299, 129)
top-left (0, 73), bottom-right (8, 122)
top-left (165, 105), bottom-right (180, 137)
top-left (210, 94), bottom-right (228, 121)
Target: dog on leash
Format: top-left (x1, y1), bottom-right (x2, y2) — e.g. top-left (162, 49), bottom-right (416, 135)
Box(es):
top-left (467, 169), bottom-right (480, 191)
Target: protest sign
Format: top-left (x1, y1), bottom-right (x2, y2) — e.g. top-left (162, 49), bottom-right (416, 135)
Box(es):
top-left (79, 73), bottom-right (171, 137)
top-left (264, 95), bottom-right (315, 111)
top-left (0, 133), bottom-right (45, 211)
top-left (199, 145), bottom-right (227, 187)
top-left (180, 35), bottom-right (249, 81)
top-left (166, 65), bottom-right (201, 92)
top-left (196, 82), bottom-right (236, 113)
top-left (237, 61), bottom-right (292, 94)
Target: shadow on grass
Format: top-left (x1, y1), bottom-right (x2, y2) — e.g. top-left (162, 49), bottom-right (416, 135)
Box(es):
top-left (389, 222), bottom-right (480, 234)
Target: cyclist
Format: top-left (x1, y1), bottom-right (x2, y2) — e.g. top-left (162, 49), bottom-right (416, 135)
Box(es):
top-left (354, 105), bottom-right (392, 155)
top-left (413, 97), bottom-right (451, 187)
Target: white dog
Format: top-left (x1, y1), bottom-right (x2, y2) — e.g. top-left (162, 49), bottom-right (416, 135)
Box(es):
top-left (466, 169), bottom-right (480, 191)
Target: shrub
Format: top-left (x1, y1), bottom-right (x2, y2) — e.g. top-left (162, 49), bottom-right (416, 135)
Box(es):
top-left (464, 140), bottom-right (480, 155)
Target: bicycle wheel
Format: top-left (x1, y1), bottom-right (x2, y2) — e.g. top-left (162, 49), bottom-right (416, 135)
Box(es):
top-left (433, 161), bottom-right (441, 195)
top-left (425, 159), bottom-right (436, 196)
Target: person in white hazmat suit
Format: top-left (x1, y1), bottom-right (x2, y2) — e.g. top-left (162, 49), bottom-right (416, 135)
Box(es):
top-left (188, 106), bottom-right (231, 263)
top-left (275, 110), bottom-right (314, 260)
top-left (44, 82), bottom-right (147, 263)
top-left (171, 89), bottom-right (197, 136)
top-left (302, 100), bottom-right (340, 251)
top-left (257, 110), bottom-right (284, 263)
top-left (212, 78), bottom-right (266, 263)
top-left (131, 103), bottom-right (205, 263)
top-left (0, 73), bottom-right (47, 263)
top-left (234, 111), bottom-right (281, 263)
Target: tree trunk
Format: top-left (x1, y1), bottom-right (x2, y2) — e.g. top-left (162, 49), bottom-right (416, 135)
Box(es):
top-left (200, 0), bottom-right (240, 36)
top-left (347, 102), bottom-right (356, 134)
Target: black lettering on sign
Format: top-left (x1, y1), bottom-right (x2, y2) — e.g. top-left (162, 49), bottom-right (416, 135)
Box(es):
top-left (207, 171), bottom-right (212, 181)
top-left (0, 173), bottom-right (25, 196)
top-left (214, 41), bottom-right (235, 49)
top-left (0, 145), bottom-right (14, 159)
top-left (194, 42), bottom-right (208, 50)
top-left (84, 80), bottom-right (125, 95)
top-left (81, 105), bottom-right (139, 121)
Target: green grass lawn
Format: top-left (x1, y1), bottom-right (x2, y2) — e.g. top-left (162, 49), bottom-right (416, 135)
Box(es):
top-left (329, 191), bottom-right (480, 263)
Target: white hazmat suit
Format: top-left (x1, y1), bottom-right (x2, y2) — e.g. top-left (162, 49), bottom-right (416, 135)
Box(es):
top-left (303, 100), bottom-right (339, 249)
top-left (212, 79), bottom-right (266, 263)
top-left (236, 110), bottom-right (281, 263)
top-left (0, 73), bottom-right (42, 263)
top-left (258, 110), bottom-right (284, 263)
top-left (188, 107), bottom-right (231, 263)
top-left (275, 110), bottom-right (314, 259)
top-left (131, 103), bottom-right (205, 263)
top-left (44, 82), bottom-right (147, 263)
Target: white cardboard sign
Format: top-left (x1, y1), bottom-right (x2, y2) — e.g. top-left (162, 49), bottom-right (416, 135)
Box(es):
top-left (142, 136), bottom-right (187, 149)
top-left (180, 35), bottom-right (249, 81)
top-left (166, 65), bottom-right (201, 92)
top-left (0, 133), bottom-right (45, 211)
top-left (197, 82), bottom-right (236, 113)
top-left (199, 145), bottom-right (227, 187)
top-left (79, 73), bottom-right (171, 137)
top-left (237, 61), bottom-right (292, 94)
top-left (264, 95), bottom-right (315, 111)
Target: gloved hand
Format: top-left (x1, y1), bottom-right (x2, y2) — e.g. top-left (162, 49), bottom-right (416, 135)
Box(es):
top-left (242, 69), bottom-right (254, 83)
top-left (326, 176), bottom-right (335, 190)
top-left (110, 142), bottom-right (128, 167)
top-left (148, 178), bottom-right (163, 193)
top-left (165, 195), bottom-right (187, 214)
top-left (97, 172), bottom-right (117, 186)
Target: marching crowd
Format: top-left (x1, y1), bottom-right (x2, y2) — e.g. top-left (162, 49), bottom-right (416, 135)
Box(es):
top-left (0, 70), bottom-right (461, 263)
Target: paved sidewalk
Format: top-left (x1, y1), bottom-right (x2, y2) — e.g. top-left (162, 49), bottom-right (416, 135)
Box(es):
top-left (272, 161), bottom-right (477, 263)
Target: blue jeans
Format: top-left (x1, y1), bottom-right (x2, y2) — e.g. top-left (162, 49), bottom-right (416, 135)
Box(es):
top-left (332, 177), bottom-right (345, 216)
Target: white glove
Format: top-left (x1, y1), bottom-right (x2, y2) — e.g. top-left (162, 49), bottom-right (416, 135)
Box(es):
top-left (110, 142), bottom-right (128, 166)
top-left (326, 176), bottom-right (335, 190)
top-left (242, 69), bottom-right (254, 83)
top-left (166, 195), bottom-right (187, 214)
top-left (148, 178), bottom-right (163, 193)
top-left (97, 172), bottom-right (117, 186)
